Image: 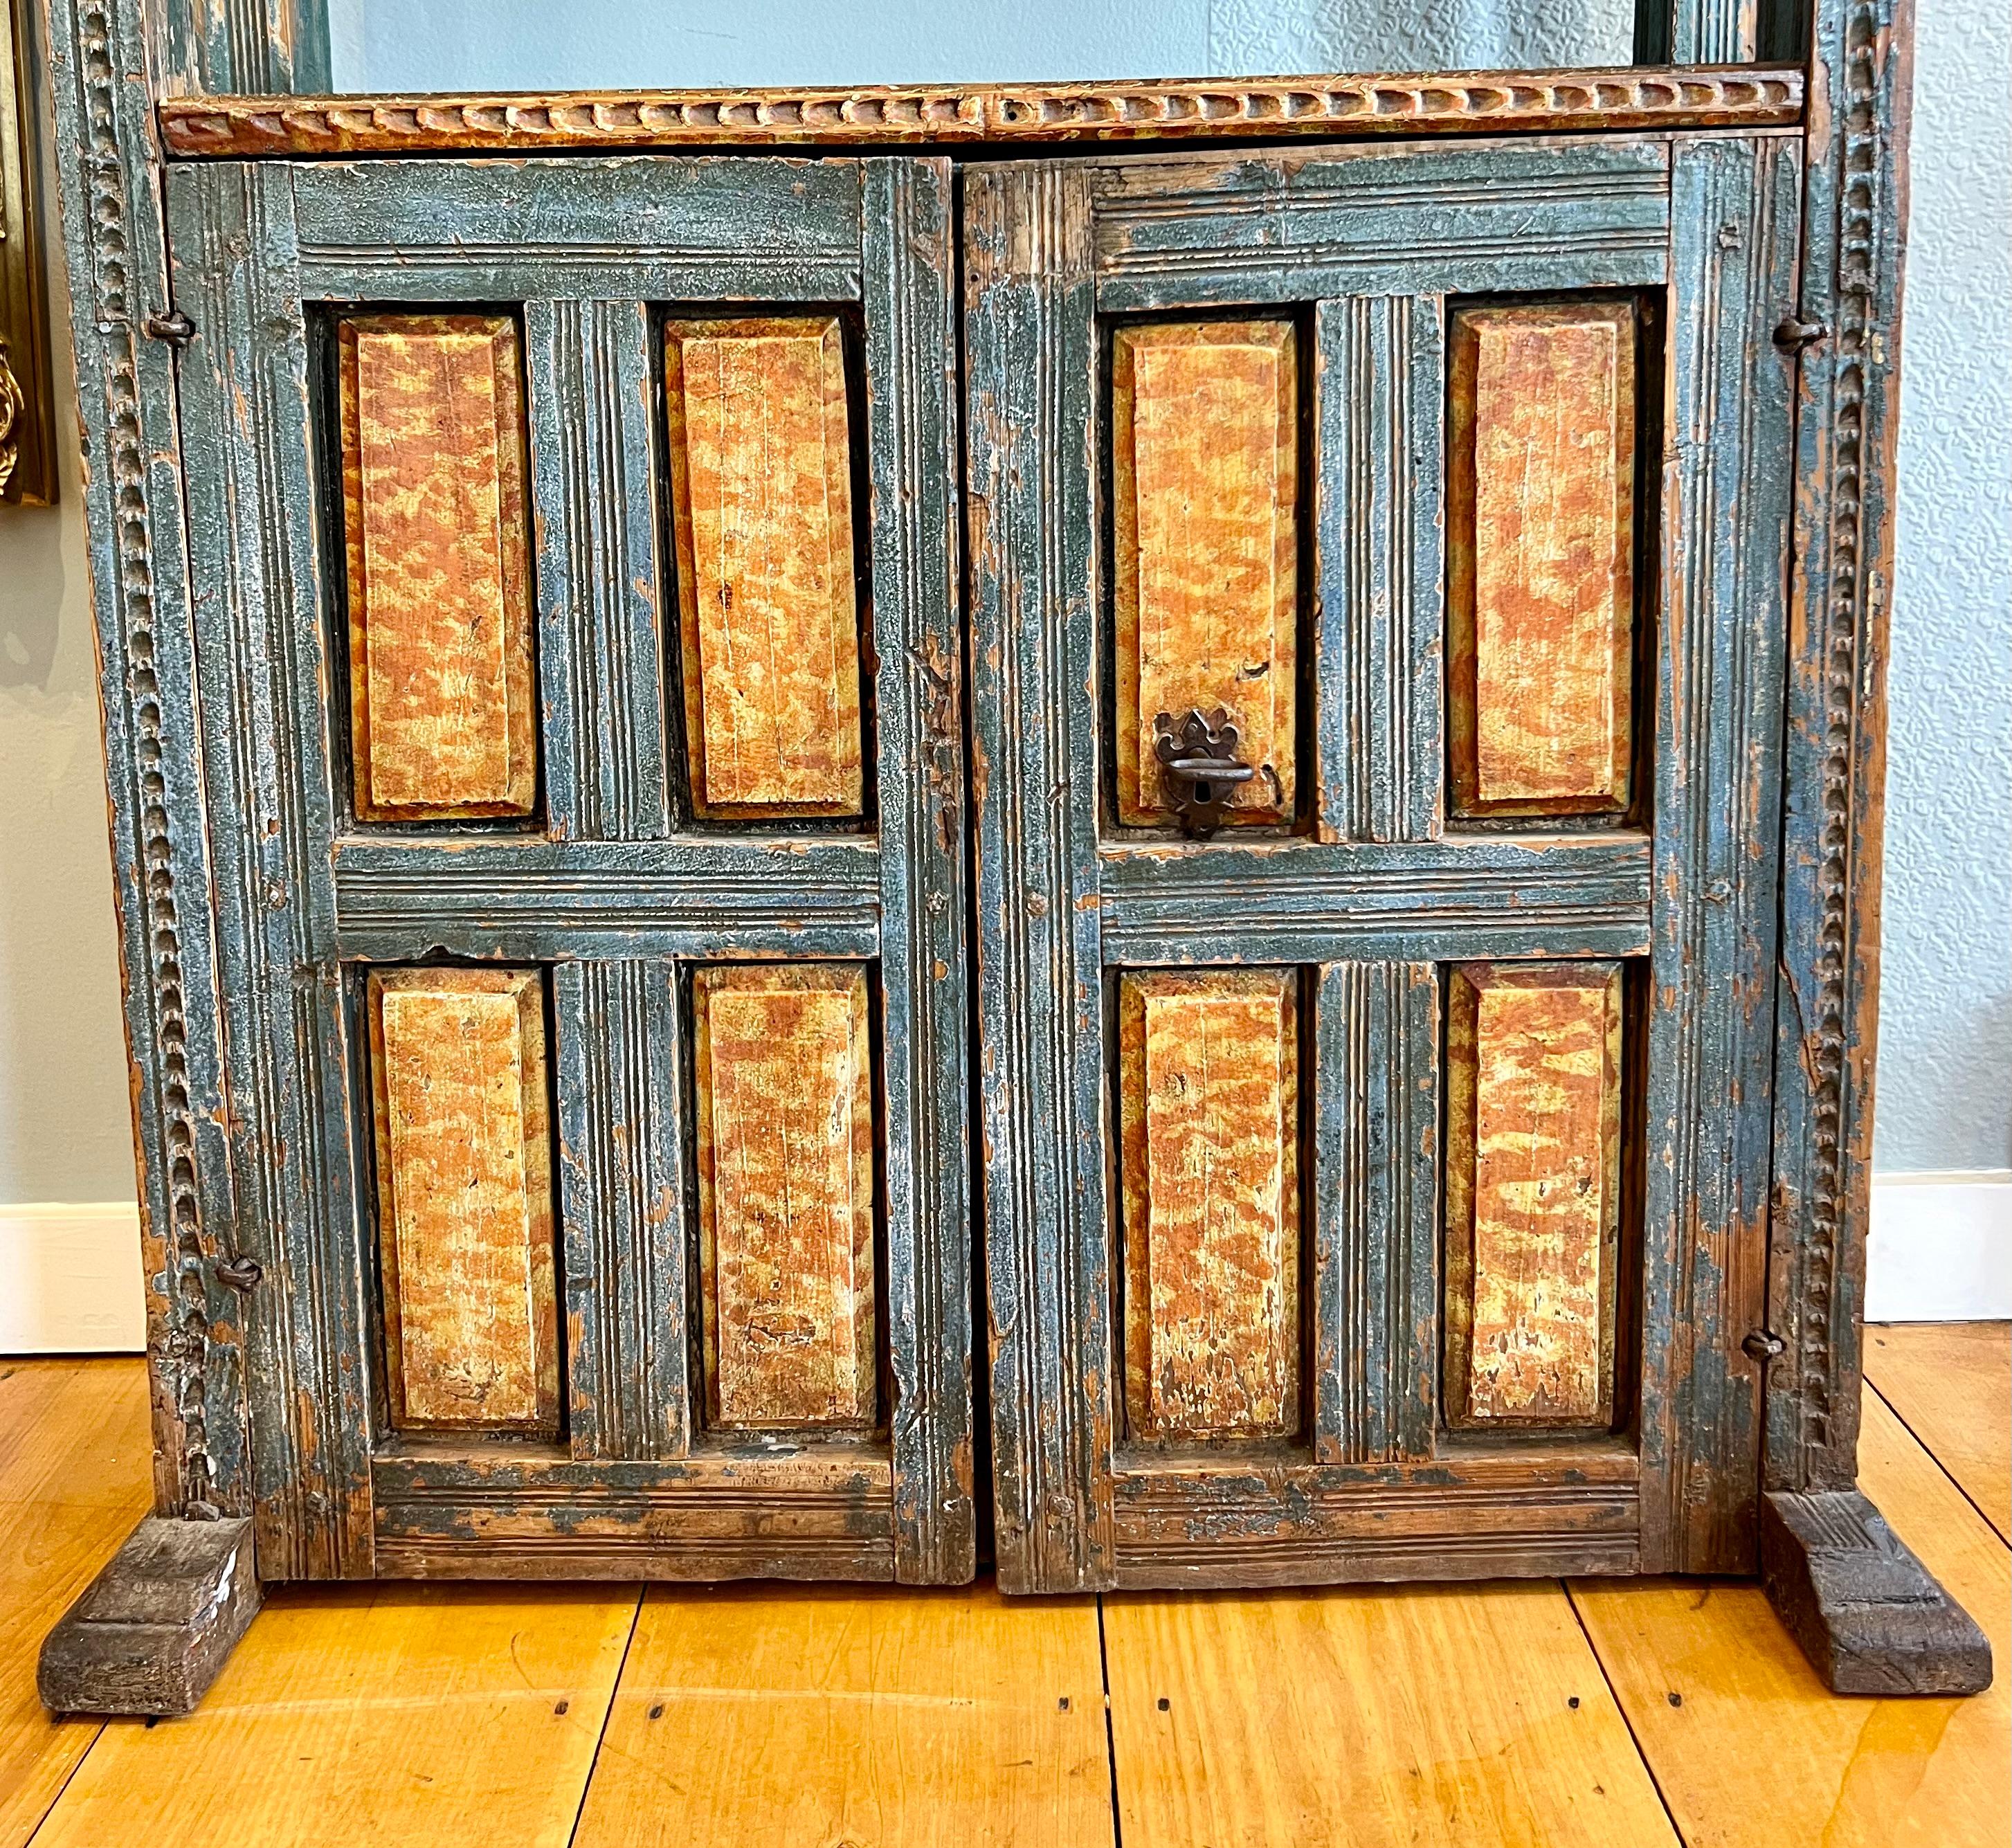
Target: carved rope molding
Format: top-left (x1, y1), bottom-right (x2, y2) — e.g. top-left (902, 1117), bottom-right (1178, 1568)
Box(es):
top-left (158, 65), bottom-right (1802, 158)
top-left (64, 0), bottom-right (224, 1510)
top-left (1797, 0), bottom-right (1897, 1474)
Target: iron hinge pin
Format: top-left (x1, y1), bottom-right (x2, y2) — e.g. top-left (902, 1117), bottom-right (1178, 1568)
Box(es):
top-left (1773, 316), bottom-right (1829, 354)
top-left (215, 1255), bottom-right (262, 1292)
top-left (143, 309), bottom-right (194, 347)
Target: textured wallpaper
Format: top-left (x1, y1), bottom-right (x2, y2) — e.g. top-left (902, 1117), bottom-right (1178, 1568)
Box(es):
top-left (334, 0), bottom-right (1636, 91)
top-left (1206, 0), bottom-right (1632, 73)
top-left (1874, 0), bottom-right (2012, 1170)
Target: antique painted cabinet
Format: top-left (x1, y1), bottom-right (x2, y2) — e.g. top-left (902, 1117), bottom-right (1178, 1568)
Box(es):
top-left (36, 0), bottom-right (1991, 1714)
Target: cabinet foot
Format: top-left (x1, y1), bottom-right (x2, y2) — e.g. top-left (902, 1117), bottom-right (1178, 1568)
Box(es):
top-left (38, 1515), bottom-right (262, 1716)
top-left (1761, 1489), bottom-right (1992, 1696)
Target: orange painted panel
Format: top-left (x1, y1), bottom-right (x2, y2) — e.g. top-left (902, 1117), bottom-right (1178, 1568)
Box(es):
top-left (1449, 302), bottom-right (1635, 817)
top-left (340, 314), bottom-right (537, 821)
top-left (695, 964), bottom-right (877, 1429)
top-left (1120, 969), bottom-right (1300, 1440)
top-left (666, 318), bottom-right (864, 817)
top-left (1444, 962), bottom-right (1624, 1427)
top-left (1114, 322), bottom-right (1298, 827)
top-left (370, 968), bottom-right (559, 1434)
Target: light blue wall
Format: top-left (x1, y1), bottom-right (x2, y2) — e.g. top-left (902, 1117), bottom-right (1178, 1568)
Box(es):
top-left (0, 59), bottom-right (141, 1205)
top-left (325, 1), bottom-right (1633, 91)
top-left (1874, 0), bottom-right (2011, 1171)
top-left (329, 1), bottom-right (1213, 91)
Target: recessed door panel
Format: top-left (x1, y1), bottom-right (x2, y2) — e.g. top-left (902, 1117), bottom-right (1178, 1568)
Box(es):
top-left (369, 967), bottom-right (559, 1435)
top-left (665, 315), bottom-right (864, 819)
top-left (694, 963), bottom-right (878, 1431)
top-left (1113, 320), bottom-right (1298, 828)
top-left (1119, 969), bottom-right (1301, 1442)
top-left (340, 314), bottom-right (538, 821)
top-left (1448, 301), bottom-right (1636, 819)
top-left (1442, 961), bottom-right (1623, 1429)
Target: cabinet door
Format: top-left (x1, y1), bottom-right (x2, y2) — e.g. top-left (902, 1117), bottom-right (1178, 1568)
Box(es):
top-left (167, 154), bottom-right (972, 1584)
top-left (967, 135), bottom-right (1800, 1591)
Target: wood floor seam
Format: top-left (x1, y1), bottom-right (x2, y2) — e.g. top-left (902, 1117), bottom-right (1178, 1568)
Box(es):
top-left (1562, 1574), bottom-right (1689, 1846)
top-left (1867, 1376), bottom-right (2012, 1551)
top-left (565, 1586), bottom-right (646, 1848)
top-left (19, 1719), bottom-right (105, 1848)
top-left (1859, 1337), bottom-right (2004, 1554)
top-left (1095, 1595), bottom-right (1125, 1848)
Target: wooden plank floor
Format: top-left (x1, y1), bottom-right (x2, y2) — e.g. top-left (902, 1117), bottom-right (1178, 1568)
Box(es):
top-left (0, 1359), bottom-right (152, 1848)
top-left (573, 1586), bottom-right (1112, 1847)
top-left (3, 1326), bottom-right (2005, 1847)
top-left (1866, 1322), bottom-right (2011, 1542)
top-left (1104, 1580), bottom-right (1678, 1847)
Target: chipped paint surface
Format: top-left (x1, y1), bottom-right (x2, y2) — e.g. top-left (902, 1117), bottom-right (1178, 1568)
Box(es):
top-left (340, 314), bottom-right (537, 820)
top-left (1444, 962), bottom-right (1622, 1426)
top-left (667, 317), bottom-right (864, 817)
top-left (1113, 321), bottom-right (1298, 826)
top-left (1121, 969), bottom-right (1300, 1440)
top-left (695, 963), bottom-right (878, 1429)
top-left (1449, 302), bottom-right (1635, 817)
top-left (370, 968), bottom-right (559, 1434)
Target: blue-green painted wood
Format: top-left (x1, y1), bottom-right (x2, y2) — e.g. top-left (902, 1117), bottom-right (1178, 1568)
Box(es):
top-left (1087, 141), bottom-right (1671, 313)
top-left (329, 836), bottom-right (882, 963)
top-left (526, 298), bottom-right (671, 842)
top-left (167, 158), bottom-right (373, 1579)
top-left (158, 138), bottom-right (973, 1582)
top-left (371, 1444), bottom-right (894, 1580)
top-left (1637, 134), bottom-right (1802, 1574)
top-left (553, 959), bottom-right (689, 1461)
top-left (1637, 0), bottom-right (1764, 62)
top-left (1765, 0), bottom-right (1911, 1499)
top-left (1097, 837), bottom-right (1650, 966)
top-left (40, 0), bottom-right (249, 1521)
top-left (149, 0), bottom-right (330, 95)
top-left (37, 0), bottom-right (1930, 1659)
top-left (1109, 1455), bottom-right (1640, 1588)
top-left (1315, 293), bottom-right (1445, 844)
top-left (1313, 961), bottom-right (1439, 1466)
top-left (966, 160), bottom-right (1116, 1594)
top-left (862, 157), bottom-right (975, 1585)
top-left (963, 139), bottom-right (1685, 1593)
top-left (967, 127), bottom-right (1809, 1589)
top-left (289, 157), bottom-right (864, 303)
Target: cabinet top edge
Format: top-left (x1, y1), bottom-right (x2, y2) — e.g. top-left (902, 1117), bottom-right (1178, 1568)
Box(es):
top-left (157, 64), bottom-right (1804, 161)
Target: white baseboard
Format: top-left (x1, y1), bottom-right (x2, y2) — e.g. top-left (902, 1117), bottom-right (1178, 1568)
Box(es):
top-left (1, 1175), bottom-right (2004, 1355)
top-left (0, 1202), bottom-right (146, 1353)
top-left (1866, 1170), bottom-right (2012, 1321)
